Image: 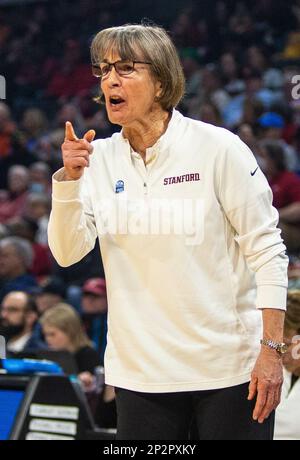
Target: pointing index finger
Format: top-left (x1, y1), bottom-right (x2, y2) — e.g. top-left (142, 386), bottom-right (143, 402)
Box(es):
top-left (65, 121), bottom-right (79, 141)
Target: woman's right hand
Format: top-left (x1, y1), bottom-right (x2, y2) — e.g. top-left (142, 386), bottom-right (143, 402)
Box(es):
top-left (62, 121), bottom-right (96, 181)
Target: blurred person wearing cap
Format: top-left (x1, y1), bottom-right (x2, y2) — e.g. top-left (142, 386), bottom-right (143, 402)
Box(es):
top-left (34, 276), bottom-right (66, 315)
top-left (258, 112), bottom-right (299, 172)
top-left (81, 277), bottom-right (107, 365)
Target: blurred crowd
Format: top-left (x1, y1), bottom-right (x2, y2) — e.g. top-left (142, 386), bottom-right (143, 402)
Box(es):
top-left (1, 0), bottom-right (300, 434)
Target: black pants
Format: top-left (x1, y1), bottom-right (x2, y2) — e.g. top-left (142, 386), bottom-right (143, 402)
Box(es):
top-left (115, 382), bottom-right (275, 440)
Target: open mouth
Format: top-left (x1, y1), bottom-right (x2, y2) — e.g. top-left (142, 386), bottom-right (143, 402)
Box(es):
top-left (109, 96), bottom-right (125, 106)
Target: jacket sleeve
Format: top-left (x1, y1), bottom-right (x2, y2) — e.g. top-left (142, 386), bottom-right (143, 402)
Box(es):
top-left (217, 134), bottom-right (288, 310)
top-left (48, 168), bottom-right (97, 267)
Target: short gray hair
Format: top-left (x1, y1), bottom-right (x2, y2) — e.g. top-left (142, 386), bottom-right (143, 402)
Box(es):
top-left (90, 24), bottom-right (185, 111)
top-left (0, 236), bottom-right (33, 269)
top-left (8, 165), bottom-right (30, 182)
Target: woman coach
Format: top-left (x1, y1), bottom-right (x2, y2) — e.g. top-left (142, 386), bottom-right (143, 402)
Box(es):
top-left (48, 24), bottom-right (288, 440)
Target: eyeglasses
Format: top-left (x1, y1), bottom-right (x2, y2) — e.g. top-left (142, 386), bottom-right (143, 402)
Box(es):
top-left (92, 60), bottom-right (152, 78)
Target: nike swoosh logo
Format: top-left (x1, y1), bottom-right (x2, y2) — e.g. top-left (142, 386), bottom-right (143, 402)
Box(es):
top-left (250, 166), bottom-right (258, 176)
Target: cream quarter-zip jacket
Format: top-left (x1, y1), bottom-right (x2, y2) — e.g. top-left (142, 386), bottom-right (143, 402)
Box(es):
top-left (49, 110), bottom-right (288, 392)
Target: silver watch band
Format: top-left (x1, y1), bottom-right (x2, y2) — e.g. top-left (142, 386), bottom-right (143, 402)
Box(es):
top-left (260, 339), bottom-right (287, 355)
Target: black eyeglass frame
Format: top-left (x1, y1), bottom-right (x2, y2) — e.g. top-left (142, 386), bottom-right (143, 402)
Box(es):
top-left (92, 60), bottom-right (152, 78)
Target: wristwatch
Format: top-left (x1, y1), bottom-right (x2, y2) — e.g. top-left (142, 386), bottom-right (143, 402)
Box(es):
top-left (260, 339), bottom-right (288, 355)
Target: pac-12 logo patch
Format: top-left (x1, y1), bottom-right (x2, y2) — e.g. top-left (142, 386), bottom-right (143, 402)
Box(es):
top-left (115, 180), bottom-right (125, 193)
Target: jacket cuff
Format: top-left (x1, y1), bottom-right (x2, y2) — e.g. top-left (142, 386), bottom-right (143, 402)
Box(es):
top-left (52, 168), bottom-right (83, 201)
top-left (256, 285), bottom-right (287, 310)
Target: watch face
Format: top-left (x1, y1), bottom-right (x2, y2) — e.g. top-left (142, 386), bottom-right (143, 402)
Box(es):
top-left (279, 344), bottom-right (288, 354)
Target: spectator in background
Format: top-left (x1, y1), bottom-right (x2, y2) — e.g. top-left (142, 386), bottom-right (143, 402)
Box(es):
top-left (6, 216), bottom-right (52, 279)
top-left (56, 102), bottom-right (86, 139)
top-left (200, 64), bottom-right (230, 113)
top-left (240, 98), bottom-right (264, 128)
top-left (222, 71), bottom-right (278, 129)
top-left (0, 165), bottom-right (29, 223)
top-left (29, 162), bottom-right (52, 196)
top-left (220, 52), bottom-right (244, 96)
top-left (34, 276), bottom-right (66, 315)
top-left (81, 277), bottom-right (107, 365)
top-left (244, 46), bottom-right (284, 94)
top-left (198, 102), bottom-right (222, 127)
top-left (171, 11), bottom-right (204, 49)
top-left (40, 303), bottom-right (100, 388)
top-left (85, 106), bottom-right (116, 139)
top-left (0, 102), bottom-right (15, 159)
top-left (274, 290), bottom-right (300, 440)
top-left (0, 105), bottom-right (37, 190)
top-left (21, 107), bottom-right (49, 155)
top-left (187, 64), bottom-right (230, 120)
top-left (46, 39), bottom-right (95, 100)
top-left (0, 236), bottom-right (37, 302)
top-left (25, 192), bottom-right (50, 245)
top-left (259, 140), bottom-right (300, 252)
top-left (282, 31), bottom-right (300, 59)
top-left (227, 9), bottom-right (256, 46)
top-left (34, 128), bottom-right (64, 171)
top-left (258, 112), bottom-right (299, 172)
top-left (0, 291), bottom-right (45, 352)
top-left (244, 70), bottom-right (280, 109)
top-left (180, 51), bottom-right (202, 100)
top-left (237, 123), bottom-right (260, 157)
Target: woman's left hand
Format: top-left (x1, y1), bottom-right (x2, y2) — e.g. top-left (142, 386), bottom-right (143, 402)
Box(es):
top-left (248, 349), bottom-right (283, 423)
